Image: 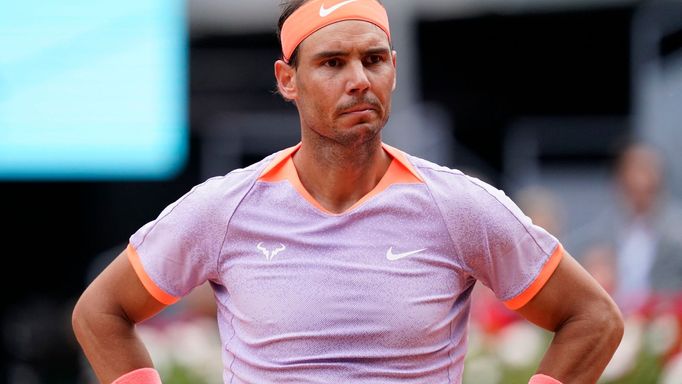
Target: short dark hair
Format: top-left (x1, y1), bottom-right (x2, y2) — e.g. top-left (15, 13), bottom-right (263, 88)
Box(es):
top-left (276, 0), bottom-right (384, 67)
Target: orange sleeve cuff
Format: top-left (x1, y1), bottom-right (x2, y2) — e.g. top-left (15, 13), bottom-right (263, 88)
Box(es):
top-left (126, 244), bottom-right (180, 306)
top-left (504, 243), bottom-right (564, 310)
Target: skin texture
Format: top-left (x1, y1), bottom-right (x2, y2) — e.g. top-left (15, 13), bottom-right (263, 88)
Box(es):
top-left (73, 13), bottom-right (624, 384)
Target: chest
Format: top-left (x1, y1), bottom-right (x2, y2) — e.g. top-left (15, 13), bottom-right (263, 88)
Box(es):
top-left (218, 187), bottom-right (472, 344)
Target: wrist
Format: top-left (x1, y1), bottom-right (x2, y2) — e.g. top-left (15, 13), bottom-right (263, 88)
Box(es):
top-left (529, 373), bottom-right (563, 384)
top-left (112, 368), bottom-right (161, 384)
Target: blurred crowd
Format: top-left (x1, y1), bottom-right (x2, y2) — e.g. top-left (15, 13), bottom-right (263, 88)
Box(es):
top-left (578, 142), bottom-right (682, 313)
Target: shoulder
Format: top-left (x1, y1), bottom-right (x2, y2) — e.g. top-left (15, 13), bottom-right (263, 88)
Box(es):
top-left (404, 153), bottom-right (510, 212)
top-left (189, 153), bottom-right (277, 198)
top-left (658, 198), bottom-right (682, 235)
top-left (161, 152), bottom-right (279, 218)
top-left (401, 152), bottom-right (536, 243)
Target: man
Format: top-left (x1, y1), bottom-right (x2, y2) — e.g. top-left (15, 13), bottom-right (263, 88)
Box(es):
top-left (72, 1), bottom-right (624, 383)
top-left (579, 141), bottom-right (682, 314)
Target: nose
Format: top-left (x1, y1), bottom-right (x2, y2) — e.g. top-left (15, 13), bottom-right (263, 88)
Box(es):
top-left (345, 60), bottom-right (370, 94)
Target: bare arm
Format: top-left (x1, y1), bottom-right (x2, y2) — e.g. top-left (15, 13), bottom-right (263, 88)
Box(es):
top-left (516, 250), bottom-right (624, 384)
top-left (72, 248), bottom-right (167, 383)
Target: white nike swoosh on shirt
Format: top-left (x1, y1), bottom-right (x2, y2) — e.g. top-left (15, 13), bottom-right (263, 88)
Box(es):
top-left (319, 0), bottom-right (359, 17)
top-left (386, 247), bottom-right (427, 261)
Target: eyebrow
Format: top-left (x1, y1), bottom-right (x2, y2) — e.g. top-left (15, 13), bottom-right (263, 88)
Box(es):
top-left (311, 47), bottom-right (391, 61)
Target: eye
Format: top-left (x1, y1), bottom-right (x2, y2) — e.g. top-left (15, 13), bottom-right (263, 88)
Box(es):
top-left (365, 54), bottom-right (384, 65)
top-left (324, 58), bottom-right (341, 68)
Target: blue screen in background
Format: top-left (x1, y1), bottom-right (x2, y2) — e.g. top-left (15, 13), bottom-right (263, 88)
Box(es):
top-left (0, 0), bottom-right (187, 180)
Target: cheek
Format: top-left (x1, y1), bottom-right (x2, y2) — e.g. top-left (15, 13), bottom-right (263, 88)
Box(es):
top-left (303, 74), bottom-right (333, 97)
top-left (312, 84), bottom-right (340, 112)
top-left (299, 89), bottom-right (333, 123)
top-left (373, 72), bottom-right (396, 98)
top-left (376, 83), bottom-right (394, 110)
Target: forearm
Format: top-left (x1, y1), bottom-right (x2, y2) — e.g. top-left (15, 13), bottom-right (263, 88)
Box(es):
top-left (536, 308), bottom-right (623, 383)
top-left (73, 302), bottom-right (154, 384)
top-left (516, 252), bottom-right (625, 383)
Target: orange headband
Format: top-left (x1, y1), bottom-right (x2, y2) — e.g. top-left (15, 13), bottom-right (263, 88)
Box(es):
top-left (281, 0), bottom-right (391, 63)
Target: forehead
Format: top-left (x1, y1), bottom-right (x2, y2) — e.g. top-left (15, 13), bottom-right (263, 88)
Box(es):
top-left (298, 20), bottom-right (390, 56)
top-left (622, 147), bottom-right (661, 171)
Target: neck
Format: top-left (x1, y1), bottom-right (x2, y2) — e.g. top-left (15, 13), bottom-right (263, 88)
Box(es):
top-left (292, 134), bottom-right (391, 213)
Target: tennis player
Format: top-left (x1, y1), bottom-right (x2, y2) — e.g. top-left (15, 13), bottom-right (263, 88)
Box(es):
top-left (72, 1), bottom-right (624, 383)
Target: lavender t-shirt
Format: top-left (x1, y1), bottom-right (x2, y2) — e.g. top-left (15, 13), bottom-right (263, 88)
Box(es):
top-left (129, 144), bottom-right (561, 384)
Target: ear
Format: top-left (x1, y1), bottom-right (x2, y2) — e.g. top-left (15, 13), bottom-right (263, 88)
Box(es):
top-left (274, 60), bottom-right (297, 100)
top-left (391, 50), bottom-right (397, 91)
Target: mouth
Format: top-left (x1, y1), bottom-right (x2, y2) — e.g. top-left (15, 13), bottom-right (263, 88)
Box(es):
top-left (340, 104), bottom-right (377, 115)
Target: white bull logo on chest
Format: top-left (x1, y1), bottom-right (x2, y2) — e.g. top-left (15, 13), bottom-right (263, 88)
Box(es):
top-left (256, 242), bottom-right (286, 261)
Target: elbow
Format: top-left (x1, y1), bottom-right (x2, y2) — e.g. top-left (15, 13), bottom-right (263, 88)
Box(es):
top-left (610, 302), bottom-right (625, 351)
top-left (72, 293), bottom-right (100, 345)
top-left (594, 295), bottom-right (625, 354)
top-left (606, 296), bottom-right (624, 346)
top-left (71, 296), bottom-right (88, 342)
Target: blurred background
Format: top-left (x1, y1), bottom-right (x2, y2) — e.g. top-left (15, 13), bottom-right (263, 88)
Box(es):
top-left (1, 0), bottom-right (681, 383)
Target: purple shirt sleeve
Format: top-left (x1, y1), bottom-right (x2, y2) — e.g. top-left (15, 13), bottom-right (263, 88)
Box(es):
top-left (129, 168), bottom-right (260, 299)
top-left (418, 163), bottom-right (561, 304)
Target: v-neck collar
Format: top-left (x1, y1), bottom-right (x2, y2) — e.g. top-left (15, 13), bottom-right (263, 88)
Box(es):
top-left (258, 142), bottom-right (423, 215)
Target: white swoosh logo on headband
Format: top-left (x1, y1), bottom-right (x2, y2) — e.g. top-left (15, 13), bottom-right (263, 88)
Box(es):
top-left (319, 0), bottom-right (359, 17)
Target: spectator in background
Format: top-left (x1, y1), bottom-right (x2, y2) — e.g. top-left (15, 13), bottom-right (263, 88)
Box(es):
top-left (580, 141), bottom-right (682, 314)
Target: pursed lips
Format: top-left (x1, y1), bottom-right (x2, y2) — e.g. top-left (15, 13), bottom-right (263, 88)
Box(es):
top-left (340, 104), bottom-right (377, 115)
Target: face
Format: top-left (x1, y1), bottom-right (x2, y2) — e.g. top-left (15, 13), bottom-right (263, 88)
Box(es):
top-left (276, 20), bottom-right (397, 146)
top-left (617, 145), bottom-right (663, 213)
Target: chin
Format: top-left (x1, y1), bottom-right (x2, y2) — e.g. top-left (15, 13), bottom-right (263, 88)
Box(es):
top-left (334, 124), bottom-right (383, 146)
